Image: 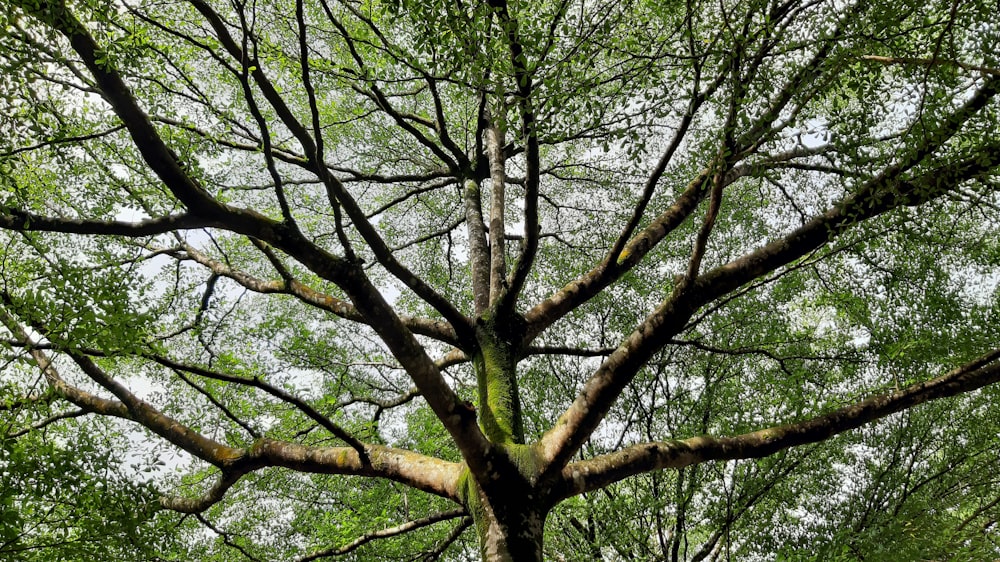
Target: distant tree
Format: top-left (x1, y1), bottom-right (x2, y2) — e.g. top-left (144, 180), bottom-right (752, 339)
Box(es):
top-left (1, 0), bottom-right (999, 559)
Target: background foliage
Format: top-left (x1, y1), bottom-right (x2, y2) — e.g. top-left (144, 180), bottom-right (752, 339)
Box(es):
top-left (1, 0), bottom-right (999, 558)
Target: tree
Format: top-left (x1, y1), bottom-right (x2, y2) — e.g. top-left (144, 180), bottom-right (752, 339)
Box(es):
top-left (0, 0), bottom-right (999, 558)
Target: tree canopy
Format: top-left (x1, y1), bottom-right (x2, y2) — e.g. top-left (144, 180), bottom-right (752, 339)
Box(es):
top-left (1, 0), bottom-right (999, 559)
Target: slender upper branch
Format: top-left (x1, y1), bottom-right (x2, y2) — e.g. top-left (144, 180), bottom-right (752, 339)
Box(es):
top-left (6, 409), bottom-right (89, 439)
top-left (534, 69), bottom-right (1000, 474)
top-left (464, 179), bottom-right (492, 314)
top-left (187, 0), bottom-right (475, 337)
top-left (150, 354), bottom-right (369, 457)
top-left (492, 0), bottom-right (541, 318)
top-left (861, 55), bottom-right (1000, 77)
top-left (319, 0), bottom-right (463, 172)
top-left (296, 508), bottom-right (467, 562)
top-left (486, 115), bottom-right (509, 303)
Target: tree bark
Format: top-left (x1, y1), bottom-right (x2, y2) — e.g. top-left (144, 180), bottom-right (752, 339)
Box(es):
top-left (461, 448), bottom-right (549, 562)
top-left (486, 115), bottom-right (507, 300)
top-left (473, 317), bottom-right (525, 444)
top-left (466, 314), bottom-right (544, 559)
top-left (475, 495), bottom-right (547, 562)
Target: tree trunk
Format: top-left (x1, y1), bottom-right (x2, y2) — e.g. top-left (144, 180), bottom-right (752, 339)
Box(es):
top-left (465, 476), bottom-right (548, 562)
top-left (467, 305), bottom-right (544, 559)
top-left (478, 501), bottom-right (547, 561)
top-left (473, 318), bottom-right (524, 444)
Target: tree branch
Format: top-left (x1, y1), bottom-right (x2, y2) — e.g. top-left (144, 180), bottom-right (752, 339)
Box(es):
top-left (536, 104), bottom-right (1000, 476)
top-left (862, 55), bottom-right (1000, 77)
top-left (195, 513), bottom-right (264, 562)
top-left (523, 7), bottom-right (858, 343)
top-left (6, 409), bottom-right (88, 439)
top-left (464, 179), bottom-right (492, 314)
top-left (148, 354), bottom-right (370, 460)
top-left (188, 0), bottom-right (475, 338)
top-left (12, 0), bottom-right (226, 217)
top-left (174, 243), bottom-right (459, 345)
top-left (486, 115), bottom-right (508, 303)
top-left (0, 304), bottom-right (241, 466)
top-left (524, 345), bottom-right (615, 358)
top-left (0, 390), bottom-right (55, 412)
top-left (0, 210), bottom-right (216, 237)
top-left (161, 471), bottom-right (246, 513)
top-left (22, 0), bottom-right (483, 464)
top-left (0, 124), bottom-right (126, 158)
top-left (4, 303), bottom-right (464, 504)
top-left (555, 349), bottom-right (1000, 499)
top-left (296, 508), bottom-right (467, 561)
top-left (522, 165), bottom-right (717, 340)
top-left (250, 438), bottom-right (464, 501)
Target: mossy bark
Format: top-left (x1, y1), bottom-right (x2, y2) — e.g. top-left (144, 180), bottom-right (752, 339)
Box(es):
top-left (477, 497), bottom-right (547, 562)
top-left (464, 315), bottom-right (549, 560)
top-left (459, 444), bottom-right (549, 562)
top-left (473, 318), bottom-right (524, 444)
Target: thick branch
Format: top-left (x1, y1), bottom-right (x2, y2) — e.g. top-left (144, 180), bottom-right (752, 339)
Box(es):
top-left (464, 179), bottom-right (492, 314)
top-left (160, 439), bottom-right (465, 512)
top-left (555, 349), bottom-right (1000, 499)
top-left (4, 306), bottom-right (463, 506)
top-left (486, 116), bottom-right (508, 302)
top-left (0, 210), bottom-right (216, 237)
top-left (67, 352), bottom-right (248, 467)
top-left (250, 438), bottom-right (464, 501)
top-left (304, 266), bottom-right (493, 470)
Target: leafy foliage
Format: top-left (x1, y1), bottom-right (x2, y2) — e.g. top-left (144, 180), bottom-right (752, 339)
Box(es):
top-left (0, 0), bottom-right (998, 559)
top-left (0, 425), bottom-right (175, 561)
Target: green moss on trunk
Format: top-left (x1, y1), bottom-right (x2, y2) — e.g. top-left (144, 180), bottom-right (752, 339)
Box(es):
top-left (473, 318), bottom-right (525, 444)
top-left (457, 444), bottom-right (548, 562)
